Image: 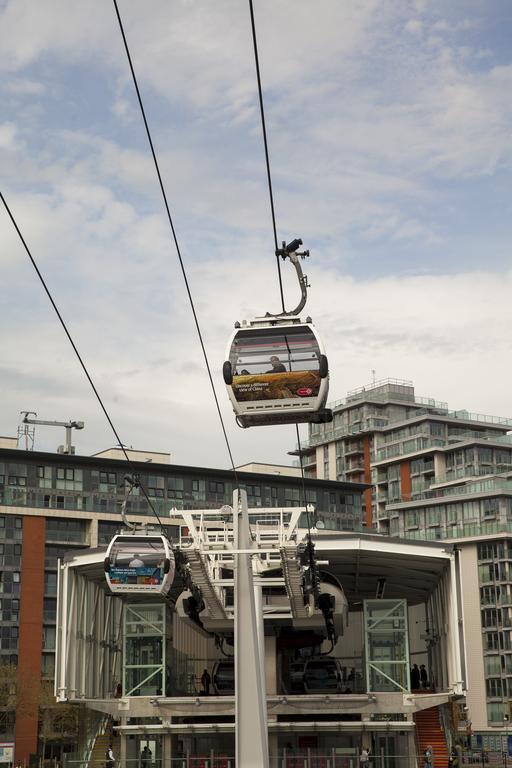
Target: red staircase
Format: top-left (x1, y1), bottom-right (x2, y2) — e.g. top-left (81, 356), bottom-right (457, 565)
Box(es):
top-left (414, 706), bottom-right (449, 768)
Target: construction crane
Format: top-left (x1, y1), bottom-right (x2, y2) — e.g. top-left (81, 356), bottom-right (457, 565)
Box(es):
top-left (19, 412), bottom-right (84, 454)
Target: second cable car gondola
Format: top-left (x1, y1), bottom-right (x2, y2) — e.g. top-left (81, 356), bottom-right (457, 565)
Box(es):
top-left (104, 529), bottom-right (175, 596)
top-left (223, 238), bottom-right (333, 428)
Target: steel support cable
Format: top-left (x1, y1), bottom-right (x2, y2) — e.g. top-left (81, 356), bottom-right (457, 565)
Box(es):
top-left (0, 191), bottom-right (164, 529)
top-left (248, 0), bottom-right (286, 314)
top-left (112, 0), bottom-right (239, 487)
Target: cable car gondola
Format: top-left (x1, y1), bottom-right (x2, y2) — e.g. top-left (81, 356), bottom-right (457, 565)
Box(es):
top-left (223, 239), bottom-right (333, 428)
top-left (104, 529), bottom-right (175, 596)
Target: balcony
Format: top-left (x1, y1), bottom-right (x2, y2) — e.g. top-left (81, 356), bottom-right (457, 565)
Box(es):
top-left (345, 443), bottom-right (365, 457)
top-left (0, 485), bottom-right (178, 520)
top-left (402, 521), bottom-right (511, 542)
top-left (433, 465), bottom-right (512, 485)
top-left (405, 477), bottom-right (512, 503)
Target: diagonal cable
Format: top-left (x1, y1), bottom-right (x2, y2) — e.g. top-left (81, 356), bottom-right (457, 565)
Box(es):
top-left (112, 0), bottom-right (239, 486)
top-left (0, 191), bottom-right (165, 528)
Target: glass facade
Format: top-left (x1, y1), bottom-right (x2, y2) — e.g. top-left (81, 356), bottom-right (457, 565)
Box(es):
top-left (364, 599), bottom-right (410, 693)
top-left (0, 455), bottom-right (363, 530)
top-left (123, 604), bottom-right (166, 696)
top-left (0, 515), bottom-right (22, 662)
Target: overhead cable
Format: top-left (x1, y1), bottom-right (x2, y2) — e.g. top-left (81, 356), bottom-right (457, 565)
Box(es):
top-left (248, 0), bottom-right (285, 313)
top-left (0, 191), bottom-right (165, 528)
top-left (112, 0), bottom-right (239, 486)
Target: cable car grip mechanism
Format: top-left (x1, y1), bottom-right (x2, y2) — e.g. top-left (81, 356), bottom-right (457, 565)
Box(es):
top-left (269, 237), bottom-right (310, 318)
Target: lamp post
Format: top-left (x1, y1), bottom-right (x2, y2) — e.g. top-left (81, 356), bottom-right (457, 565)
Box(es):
top-left (504, 713), bottom-right (509, 768)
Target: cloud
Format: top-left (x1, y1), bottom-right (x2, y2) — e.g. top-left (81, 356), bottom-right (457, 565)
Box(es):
top-left (3, 77), bottom-right (45, 95)
top-left (1, 0), bottom-right (512, 468)
top-left (0, 122), bottom-right (18, 150)
top-left (2, 223), bottom-right (511, 467)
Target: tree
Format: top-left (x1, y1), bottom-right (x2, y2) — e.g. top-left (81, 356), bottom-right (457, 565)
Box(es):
top-left (0, 663), bottom-right (80, 758)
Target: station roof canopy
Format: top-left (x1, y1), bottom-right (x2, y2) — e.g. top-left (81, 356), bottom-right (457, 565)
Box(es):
top-left (315, 532), bottom-right (454, 605)
top-left (63, 530), bottom-right (453, 608)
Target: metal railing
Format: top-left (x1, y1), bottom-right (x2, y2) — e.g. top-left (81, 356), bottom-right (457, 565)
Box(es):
top-left (402, 521), bottom-right (511, 541)
top-left (60, 754), bottom-right (419, 768)
top-left (432, 466), bottom-right (512, 484)
top-left (408, 477), bottom-right (512, 501)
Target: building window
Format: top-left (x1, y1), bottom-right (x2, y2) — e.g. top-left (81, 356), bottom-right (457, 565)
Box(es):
top-left (56, 467), bottom-right (83, 491)
top-left (37, 466), bottom-right (52, 489)
top-left (483, 498), bottom-right (499, 517)
top-left (146, 476), bottom-right (165, 498)
top-left (42, 626), bottom-right (56, 651)
top-left (168, 477), bottom-right (184, 500)
top-left (41, 653), bottom-right (55, 677)
top-left (46, 518), bottom-right (86, 543)
top-left (44, 572), bottom-right (57, 596)
top-left (485, 633), bottom-right (500, 651)
top-left (426, 507), bottom-right (440, 526)
top-left (486, 678), bottom-right (503, 697)
top-left (7, 463), bottom-right (27, 487)
top-left (479, 542), bottom-right (505, 561)
top-left (481, 586), bottom-right (498, 605)
top-left (99, 471), bottom-right (117, 492)
top-left (478, 448), bottom-right (493, 464)
top-left (191, 479), bottom-right (205, 501)
top-left (482, 609), bottom-right (499, 628)
top-left (284, 487), bottom-right (300, 506)
top-left (487, 702), bottom-right (508, 723)
top-left (44, 598), bottom-right (57, 622)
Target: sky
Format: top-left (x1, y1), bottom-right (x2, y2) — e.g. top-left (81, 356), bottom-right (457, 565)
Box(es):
top-left (1, 0), bottom-right (512, 469)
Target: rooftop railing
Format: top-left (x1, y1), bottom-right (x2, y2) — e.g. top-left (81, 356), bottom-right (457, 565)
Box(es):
top-left (304, 401), bottom-right (512, 451)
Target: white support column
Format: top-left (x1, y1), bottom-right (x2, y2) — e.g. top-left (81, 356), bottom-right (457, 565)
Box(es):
top-left (120, 718), bottom-right (127, 767)
top-left (449, 554), bottom-right (463, 694)
top-left (234, 488), bottom-right (269, 768)
top-left (56, 561), bottom-right (69, 701)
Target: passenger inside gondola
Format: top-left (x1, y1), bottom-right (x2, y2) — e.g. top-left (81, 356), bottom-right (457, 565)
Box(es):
top-left (266, 356), bottom-right (287, 373)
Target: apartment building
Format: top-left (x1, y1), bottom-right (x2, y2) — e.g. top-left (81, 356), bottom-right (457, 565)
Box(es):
top-left (0, 439), bottom-right (365, 762)
top-left (295, 378), bottom-right (512, 745)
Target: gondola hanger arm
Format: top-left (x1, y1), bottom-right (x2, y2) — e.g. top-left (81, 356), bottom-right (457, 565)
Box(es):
top-left (267, 238), bottom-right (310, 318)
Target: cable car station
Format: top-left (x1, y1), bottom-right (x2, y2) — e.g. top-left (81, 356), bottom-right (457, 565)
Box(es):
top-left (55, 492), bottom-right (464, 767)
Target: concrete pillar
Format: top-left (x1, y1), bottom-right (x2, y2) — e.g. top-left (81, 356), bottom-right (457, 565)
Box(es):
top-left (161, 732), bottom-right (173, 764)
top-left (265, 635), bottom-right (277, 695)
top-left (89, 517), bottom-right (99, 547)
top-left (120, 718), bottom-right (128, 768)
top-left (316, 446), bottom-right (324, 478)
top-left (408, 729), bottom-right (419, 768)
top-left (268, 732), bottom-right (279, 768)
top-left (433, 452), bottom-right (445, 481)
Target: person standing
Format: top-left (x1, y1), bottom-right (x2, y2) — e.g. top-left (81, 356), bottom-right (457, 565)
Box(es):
top-left (424, 745), bottom-right (434, 768)
top-left (141, 745), bottom-right (151, 768)
top-left (420, 664), bottom-right (428, 689)
top-left (106, 745), bottom-right (115, 768)
top-left (360, 747), bottom-right (370, 768)
top-left (411, 664), bottom-right (420, 689)
top-left (201, 668), bottom-right (211, 695)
